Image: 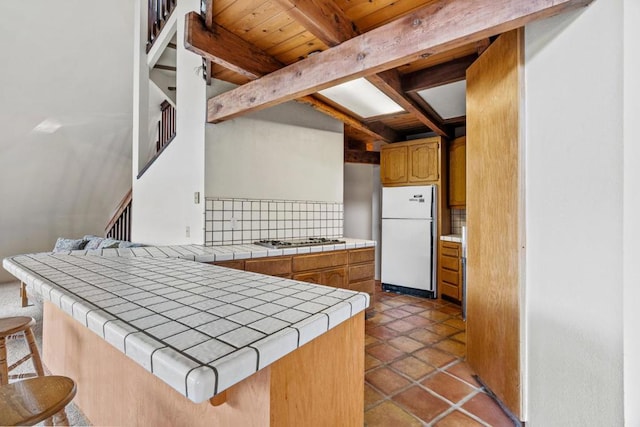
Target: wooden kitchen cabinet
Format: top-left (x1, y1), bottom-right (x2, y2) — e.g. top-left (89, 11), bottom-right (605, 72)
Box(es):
top-left (449, 136), bottom-right (466, 208)
top-left (438, 240), bottom-right (462, 301)
top-left (408, 140), bottom-right (439, 183)
top-left (215, 248), bottom-right (375, 299)
top-left (380, 145), bottom-right (408, 185)
top-left (380, 137), bottom-right (441, 186)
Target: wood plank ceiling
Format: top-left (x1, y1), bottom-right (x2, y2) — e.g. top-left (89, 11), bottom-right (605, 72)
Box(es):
top-left (185, 0), bottom-right (592, 163)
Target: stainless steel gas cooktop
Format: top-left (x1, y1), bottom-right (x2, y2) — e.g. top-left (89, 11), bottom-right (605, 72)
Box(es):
top-left (254, 237), bottom-right (345, 249)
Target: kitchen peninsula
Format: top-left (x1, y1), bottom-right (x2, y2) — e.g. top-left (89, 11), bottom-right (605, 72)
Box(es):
top-left (3, 242), bottom-right (372, 426)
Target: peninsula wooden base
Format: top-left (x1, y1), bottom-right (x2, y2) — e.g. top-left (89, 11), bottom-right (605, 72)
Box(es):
top-left (43, 302), bottom-right (364, 426)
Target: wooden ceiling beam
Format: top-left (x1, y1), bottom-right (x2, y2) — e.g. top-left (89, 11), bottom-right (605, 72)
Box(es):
top-left (274, 0), bottom-right (358, 47)
top-left (344, 149), bottom-right (380, 164)
top-left (184, 12), bottom-right (397, 142)
top-left (403, 54), bottom-right (478, 93)
top-left (184, 11), bottom-right (282, 80)
top-left (366, 70), bottom-right (448, 137)
top-left (208, 0), bottom-right (592, 123)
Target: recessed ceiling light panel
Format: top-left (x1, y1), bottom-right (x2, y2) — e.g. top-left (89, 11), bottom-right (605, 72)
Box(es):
top-left (319, 78), bottom-right (404, 118)
top-left (417, 80), bottom-right (467, 119)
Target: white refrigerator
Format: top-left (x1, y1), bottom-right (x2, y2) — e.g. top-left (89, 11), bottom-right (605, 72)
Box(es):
top-left (381, 185), bottom-right (436, 298)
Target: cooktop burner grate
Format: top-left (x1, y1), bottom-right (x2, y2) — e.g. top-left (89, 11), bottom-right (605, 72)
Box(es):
top-left (253, 238), bottom-right (345, 249)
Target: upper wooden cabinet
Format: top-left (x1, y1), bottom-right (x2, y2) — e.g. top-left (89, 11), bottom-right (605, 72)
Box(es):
top-left (408, 140), bottom-right (439, 183)
top-left (380, 137), bottom-right (441, 186)
top-left (449, 136), bottom-right (466, 208)
top-left (380, 145), bottom-right (408, 185)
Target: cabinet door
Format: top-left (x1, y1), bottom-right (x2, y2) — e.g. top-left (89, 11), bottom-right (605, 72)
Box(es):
top-left (321, 266), bottom-right (348, 288)
top-left (293, 271), bottom-right (322, 284)
top-left (380, 145), bottom-right (408, 185)
top-left (449, 137), bottom-right (466, 207)
top-left (408, 141), bottom-right (439, 183)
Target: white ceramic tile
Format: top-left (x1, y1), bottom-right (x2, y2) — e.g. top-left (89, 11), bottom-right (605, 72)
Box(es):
top-left (251, 328), bottom-right (299, 370)
top-left (322, 302), bottom-right (352, 330)
top-left (104, 320), bottom-right (138, 352)
top-left (147, 321), bottom-right (190, 340)
top-left (209, 347), bottom-right (258, 394)
top-left (86, 310), bottom-right (117, 337)
top-left (218, 326), bottom-right (265, 348)
top-left (124, 332), bottom-right (166, 371)
top-left (184, 338), bottom-right (235, 363)
top-left (60, 294), bottom-right (76, 316)
top-left (163, 306), bottom-right (200, 320)
top-left (294, 313), bottom-right (330, 346)
top-left (295, 301), bottom-right (328, 314)
top-left (178, 312), bottom-right (218, 328)
top-left (346, 293), bottom-right (369, 313)
top-left (248, 316), bottom-right (289, 335)
top-left (186, 366), bottom-right (217, 403)
top-left (273, 308), bottom-right (309, 323)
top-left (227, 310), bottom-right (265, 324)
top-left (71, 301), bottom-right (99, 326)
top-left (196, 318), bottom-right (241, 337)
top-left (130, 313), bottom-right (170, 329)
top-left (151, 348), bottom-right (201, 397)
top-left (164, 329), bottom-right (210, 351)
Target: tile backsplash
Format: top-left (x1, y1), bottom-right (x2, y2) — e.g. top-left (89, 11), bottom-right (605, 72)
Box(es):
top-left (204, 197), bottom-right (343, 246)
top-left (451, 208), bottom-right (466, 235)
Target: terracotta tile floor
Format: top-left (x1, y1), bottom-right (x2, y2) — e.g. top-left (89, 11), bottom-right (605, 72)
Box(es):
top-left (364, 286), bottom-right (515, 426)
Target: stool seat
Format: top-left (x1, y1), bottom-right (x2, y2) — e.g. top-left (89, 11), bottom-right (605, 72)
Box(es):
top-left (0, 376), bottom-right (76, 426)
top-left (0, 316), bottom-right (35, 337)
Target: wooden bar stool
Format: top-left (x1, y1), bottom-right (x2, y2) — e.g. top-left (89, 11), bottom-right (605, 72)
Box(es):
top-left (0, 376), bottom-right (76, 426)
top-left (0, 317), bottom-right (45, 385)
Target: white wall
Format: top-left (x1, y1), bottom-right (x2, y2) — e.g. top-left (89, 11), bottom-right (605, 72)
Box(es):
top-left (524, 0), bottom-right (624, 424)
top-left (132, 0), bottom-right (206, 245)
top-left (0, 0), bottom-right (133, 283)
top-left (205, 83), bottom-right (344, 203)
top-left (623, 0), bottom-right (640, 424)
top-left (344, 163), bottom-right (381, 278)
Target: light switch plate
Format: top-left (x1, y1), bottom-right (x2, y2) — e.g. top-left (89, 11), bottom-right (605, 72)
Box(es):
top-left (194, 192), bottom-right (200, 204)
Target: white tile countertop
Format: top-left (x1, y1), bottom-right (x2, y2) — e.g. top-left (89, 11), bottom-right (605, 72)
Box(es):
top-left (58, 238), bottom-right (376, 263)
top-left (3, 253), bottom-right (369, 403)
top-left (440, 235), bottom-right (462, 243)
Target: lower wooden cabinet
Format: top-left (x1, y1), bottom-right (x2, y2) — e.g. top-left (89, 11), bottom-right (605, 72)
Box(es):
top-left (213, 247), bottom-right (376, 298)
top-left (438, 241), bottom-right (462, 301)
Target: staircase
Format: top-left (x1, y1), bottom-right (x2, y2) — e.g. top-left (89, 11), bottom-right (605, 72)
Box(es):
top-left (105, 190), bottom-right (132, 241)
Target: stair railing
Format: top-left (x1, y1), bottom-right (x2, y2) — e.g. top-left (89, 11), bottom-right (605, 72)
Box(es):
top-left (147, 0), bottom-right (177, 52)
top-left (105, 189), bottom-right (132, 241)
top-left (157, 100), bottom-right (176, 152)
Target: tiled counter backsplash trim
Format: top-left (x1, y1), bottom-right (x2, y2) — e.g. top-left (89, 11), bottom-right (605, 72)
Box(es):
top-left (205, 198), bottom-right (343, 246)
top-left (451, 208), bottom-right (466, 235)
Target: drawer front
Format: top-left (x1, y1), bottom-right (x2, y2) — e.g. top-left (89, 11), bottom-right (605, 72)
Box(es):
top-left (213, 260), bottom-right (245, 270)
top-left (349, 263), bottom-right (375, 283)
top-left (440, 256), bottom-right (459, 272)
top-left (349, 248), bottom-right (375, 264)
top-left (245, 256), bottom-right (292, 276)
top-left (440, 282), bottom-right (460, 300)
top-left (292, 251), bottom-right (349, 272)
top-left (440, 269), bottom-right (460, 285)
top-left (440, 245), bottom-right (460, 258)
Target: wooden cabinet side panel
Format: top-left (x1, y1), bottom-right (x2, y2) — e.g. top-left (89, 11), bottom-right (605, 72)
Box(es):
top-left (449, 137), bottom-right (467, 207)
top-left (466, 29), bottom-right (522, 417)
top-left (270, 314), bottom-right (364, 427)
